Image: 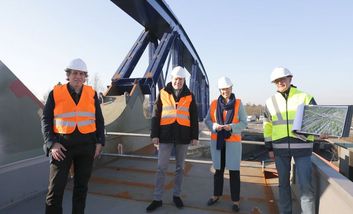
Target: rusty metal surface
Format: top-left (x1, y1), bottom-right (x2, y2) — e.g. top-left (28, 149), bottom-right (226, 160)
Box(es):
top-left (73, 156), bottom-right (279, 214)
top-left (1, 154), bottom-right (298, 214)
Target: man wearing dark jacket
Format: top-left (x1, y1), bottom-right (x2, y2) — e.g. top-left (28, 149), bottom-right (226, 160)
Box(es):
top-left (41, 58), bottom-right (105, 214)
top-left (146, 66), bottom-right (199, 212)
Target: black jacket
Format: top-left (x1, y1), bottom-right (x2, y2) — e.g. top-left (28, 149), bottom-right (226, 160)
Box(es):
top-left (41, 84), bottom-right (105, 156)
top-left (151, 82), bottom-right (199, 144)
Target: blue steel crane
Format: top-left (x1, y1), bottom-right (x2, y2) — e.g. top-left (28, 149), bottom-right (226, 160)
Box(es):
top-left (106, 0), bottom-right (209, 120)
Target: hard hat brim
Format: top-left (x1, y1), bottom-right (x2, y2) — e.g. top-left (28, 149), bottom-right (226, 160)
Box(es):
top-left (65, 68), bottom-right (88, 73)
top-left (271, 75), bottom-right (292, 83)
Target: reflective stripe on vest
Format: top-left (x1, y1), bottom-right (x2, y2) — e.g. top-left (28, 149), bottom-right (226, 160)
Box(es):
top-left (159, 89), bottom-right (192, 127)
top-left (272, 142), bottom-right (313, 149)
top-left (209, 99), bottom-right (242, 142)
top-left (53, 84), bottom-right (96, 134)
top-left (265, 87), bottom-right (314, 142)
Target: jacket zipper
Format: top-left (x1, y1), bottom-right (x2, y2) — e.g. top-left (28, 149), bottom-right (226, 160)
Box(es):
top-left (285, 94), bottom-right (291, 156)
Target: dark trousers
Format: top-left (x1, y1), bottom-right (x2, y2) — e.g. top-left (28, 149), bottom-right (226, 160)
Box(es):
top-left (213, 145), bottom-right (240, 202)
top-left (45, 143), bottom-right (95, 214)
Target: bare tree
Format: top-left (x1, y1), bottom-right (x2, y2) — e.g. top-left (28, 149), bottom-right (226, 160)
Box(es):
top-left (88, 73), bottom-right (105, 93)
top-left (244, 103), bottom-right (265, 117)
top-left (42, 89), bottom-right (51, 104)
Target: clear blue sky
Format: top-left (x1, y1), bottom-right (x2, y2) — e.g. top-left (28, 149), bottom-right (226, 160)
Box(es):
top-left (0, 0), bottom-right (352, 105)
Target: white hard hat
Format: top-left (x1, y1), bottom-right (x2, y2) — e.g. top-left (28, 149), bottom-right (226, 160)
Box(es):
top-left (218, 76), bottom-right (233, 89)
top-left (270, 66), bottom-right (292, 82)
top-left (170, 66), bottom-right (186, 78)
top-left (66, 58), bottom-right (88, 72)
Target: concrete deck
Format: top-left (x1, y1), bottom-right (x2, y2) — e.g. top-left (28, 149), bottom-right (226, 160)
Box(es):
top-left (2, 156), bottom-right (280, 214)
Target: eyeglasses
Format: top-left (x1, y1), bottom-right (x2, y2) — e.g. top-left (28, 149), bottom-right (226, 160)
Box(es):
top-left (274, 77), bottom-right (288, 84)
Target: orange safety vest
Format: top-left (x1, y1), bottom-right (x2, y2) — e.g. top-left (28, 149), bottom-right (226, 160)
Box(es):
top-left (159, 89), bottom-right (192, 127)
top-left (210, 99), bottom-right (242, 142)
top-left (53, 84), bottom-right (96, 134)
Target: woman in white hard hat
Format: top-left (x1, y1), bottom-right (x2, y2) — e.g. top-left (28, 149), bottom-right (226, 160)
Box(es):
top-left (42, 58), bottom-right (105, 213)
top-left (204, 76), bottom-right (248, 212)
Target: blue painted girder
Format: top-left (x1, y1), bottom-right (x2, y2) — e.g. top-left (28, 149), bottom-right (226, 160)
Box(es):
top-left (110, 0), bottom-right (208, 81)
top-left (109, 0), bottom-right (209, 120)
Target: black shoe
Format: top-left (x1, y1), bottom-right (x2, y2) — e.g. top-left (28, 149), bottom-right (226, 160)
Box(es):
top-left (232, 204), bottom-right (239, 212)
top-left (146, 200), bottom-right (162, 212)
top-left (207, 197), bottom-right (219, 206)
top-left (173, 196), bottom-right (184, 208)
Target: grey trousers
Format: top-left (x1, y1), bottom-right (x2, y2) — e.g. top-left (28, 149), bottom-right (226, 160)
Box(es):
top-left (153, 143), bottom-right (189, 201)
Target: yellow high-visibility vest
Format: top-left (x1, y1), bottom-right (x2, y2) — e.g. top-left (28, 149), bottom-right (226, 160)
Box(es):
top-left (264, 87), bottom-right (314, 144)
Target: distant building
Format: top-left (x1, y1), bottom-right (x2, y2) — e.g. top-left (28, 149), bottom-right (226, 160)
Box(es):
top-left (247, 115), bottom-right (256, 122)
